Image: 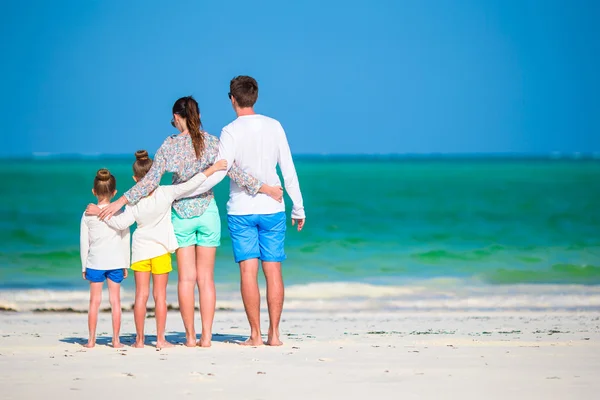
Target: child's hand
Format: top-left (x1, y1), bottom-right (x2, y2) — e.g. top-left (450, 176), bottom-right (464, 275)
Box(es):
top-left (82, 272), bottom-right (87, 280)
top-left (123, 268), bottom-right (128, 279)
top-left (213, 159), bottom-right (228, 171)
top-left (85, 204), bottom-right (102, 216)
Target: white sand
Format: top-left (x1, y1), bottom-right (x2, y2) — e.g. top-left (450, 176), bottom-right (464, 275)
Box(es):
top-left (1, 310), bottom-right (599, 399)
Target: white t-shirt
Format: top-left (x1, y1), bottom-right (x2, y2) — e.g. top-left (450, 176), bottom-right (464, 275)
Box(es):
top-left (80, 205), bottom-right (130, 272)
top-left (104, 172), bottom-right (208, 264)
top-left (190, 114), bottom-right (305, 219)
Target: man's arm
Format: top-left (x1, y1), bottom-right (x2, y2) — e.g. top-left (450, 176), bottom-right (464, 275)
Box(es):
top-left (277, 124), bottom-right (305, 224)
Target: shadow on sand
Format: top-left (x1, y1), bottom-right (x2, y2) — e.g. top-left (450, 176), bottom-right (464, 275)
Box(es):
top-left (60, 332), bottom-right (248, 347)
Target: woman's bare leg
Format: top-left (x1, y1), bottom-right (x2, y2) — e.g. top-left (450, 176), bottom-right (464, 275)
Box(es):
top-left (133, 271), bottom-right (150, 348)
top-left (153, 272), bottom-right (173, 348)
top-left (195, 246), bottom-right (216, 347)
top-left (84, 282), bottom-right (103, 348)
top-left (177, 246), bottom-right (197, 347)
top-left (107, 279), bottom-right (123, 348)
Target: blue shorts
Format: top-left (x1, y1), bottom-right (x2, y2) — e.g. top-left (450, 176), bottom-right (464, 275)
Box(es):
top-left (227, 212), bottom-right (286, 263)
top-left (85, 268), bottom-right (125, 283)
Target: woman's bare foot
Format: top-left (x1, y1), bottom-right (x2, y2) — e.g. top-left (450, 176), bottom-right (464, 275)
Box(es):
top-left (184, 334), bottom-right (197, 347)
top-left (83, 341), bottom-right (95, 348)
top-left (240, 337), bottom-right (264, 346)
top-left (198, 333), bottom-right (212, 348)
top-left (112, 341), bottom-right (124, 348)
top-left (132, 340), bottom-right (144, 348)
top-left (156, 340), bottom-right (174, 349)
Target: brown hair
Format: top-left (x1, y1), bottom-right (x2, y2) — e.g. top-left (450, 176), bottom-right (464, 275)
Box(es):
top-left (173, 96), bottom-right (204, 159)
top-left (230, 76), bottom-right (259, 108)
top-left (133, 150), bottom-right (153, 179)
top-left (93, 168), bottom-right (116, 198)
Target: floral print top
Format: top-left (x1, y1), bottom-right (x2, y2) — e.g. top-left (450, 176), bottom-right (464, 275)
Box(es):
top-left (124, 132), bottom-right (262, 218)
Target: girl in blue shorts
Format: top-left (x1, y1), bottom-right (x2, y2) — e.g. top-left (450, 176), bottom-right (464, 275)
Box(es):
top-left (79, 169), bottom-right (130, 348)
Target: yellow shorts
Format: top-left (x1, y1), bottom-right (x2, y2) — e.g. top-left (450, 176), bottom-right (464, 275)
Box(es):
top-left (131, 253), bottom-right (173, 275)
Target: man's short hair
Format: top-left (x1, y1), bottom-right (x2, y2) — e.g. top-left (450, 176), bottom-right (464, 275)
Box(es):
top-left (230, 76), bottom-right (259, 108)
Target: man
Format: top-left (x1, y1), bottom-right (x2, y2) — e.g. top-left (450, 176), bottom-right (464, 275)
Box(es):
top-left (196, 75), bottom-right (305, 346)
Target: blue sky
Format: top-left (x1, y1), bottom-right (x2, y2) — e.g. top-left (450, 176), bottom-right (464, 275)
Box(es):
top-left (1, 0), bottom-right (598, 156)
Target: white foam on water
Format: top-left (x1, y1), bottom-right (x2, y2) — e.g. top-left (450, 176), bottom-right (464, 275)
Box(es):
top-left (2, 282), bottom-right (599, 312)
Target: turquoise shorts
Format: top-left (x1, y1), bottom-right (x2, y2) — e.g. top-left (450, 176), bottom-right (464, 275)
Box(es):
top-left (171, 200), bottom-right (221, 248)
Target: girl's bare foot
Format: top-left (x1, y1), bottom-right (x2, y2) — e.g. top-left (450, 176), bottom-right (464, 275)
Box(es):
top-left (156, 340), bottom-right (174, 349)
top-left (83, 341), bottom-right (95, 348)
top-left (112, 340), bottom-right (124, 348)
top-left (132, 340), bottom-right (144, 348)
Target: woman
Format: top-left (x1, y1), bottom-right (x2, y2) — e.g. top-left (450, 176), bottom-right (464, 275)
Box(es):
top-left (99, 96), bottom-right (281, 347)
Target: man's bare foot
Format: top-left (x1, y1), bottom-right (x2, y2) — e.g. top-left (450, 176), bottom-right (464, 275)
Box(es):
top-left (83, 341), bottom-right (95, 348)
top-left (156, 340), bottom-right (174, 349)
top-left (112, 341), bottom-right (124, 348)
top-left (132, 340), bottom-right (144, 348)
top-left (240, 337), bottom-right (264, 346)
top-left (265, 337), bottom-right (283, 346)
top-left (266, 329), bottom-right (282, 346)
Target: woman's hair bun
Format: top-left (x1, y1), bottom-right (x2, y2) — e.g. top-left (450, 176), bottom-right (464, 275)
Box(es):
top-left (135, 150), bottom-right (149, 161)
top-left (96, 168), bottom-right (111, 182)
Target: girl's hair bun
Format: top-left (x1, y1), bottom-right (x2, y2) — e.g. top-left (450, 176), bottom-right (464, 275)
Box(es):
top-left (96, 168), bottom-right (112, 182)
top-left (135, 150), bottom-right (149, 161)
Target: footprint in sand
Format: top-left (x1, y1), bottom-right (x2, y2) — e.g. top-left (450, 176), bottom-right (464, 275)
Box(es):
top-left (318, 358), bottom-right (334, 362)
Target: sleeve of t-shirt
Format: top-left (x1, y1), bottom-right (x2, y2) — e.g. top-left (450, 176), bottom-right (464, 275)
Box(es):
top-left (277, 123), bottom-right (305, 219)
top-left (80, 214), bottom-right (89, 272)
top-left (104, 206), bottom-right (136, 231)
top-left (164, 172), bottom-right (209, 201)
top-left (121, 226), bottom-right (131, 268)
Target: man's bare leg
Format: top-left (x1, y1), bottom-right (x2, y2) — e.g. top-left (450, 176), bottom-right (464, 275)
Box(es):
top-left (262, 261), bottom-right (284, 346)
top-left (133, 271), bottom-right (150, 348)
top-left (195, 246), bottom-right (216, 348)
top-left (153, 272), bottom-right (173, 348)
top-left (107, 279), bottom-right (124, 348)
top-left (176, 246), bottom-right (198, 347)
top-left (239, 258), bottom-right (263, 346)
top-left (84, 282), bottom-right (103, 348)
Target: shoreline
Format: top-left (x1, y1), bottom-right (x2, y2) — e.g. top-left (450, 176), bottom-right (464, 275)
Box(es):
top-left (2, 281), bottom-right (600, 313)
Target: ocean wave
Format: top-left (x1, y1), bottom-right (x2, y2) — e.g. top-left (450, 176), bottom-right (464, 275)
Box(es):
top-left (482, 264), bottom-right (600, 284)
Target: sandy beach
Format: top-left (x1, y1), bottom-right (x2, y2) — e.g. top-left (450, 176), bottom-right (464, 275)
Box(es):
top-left (1, 309), bottom-right (599, 400)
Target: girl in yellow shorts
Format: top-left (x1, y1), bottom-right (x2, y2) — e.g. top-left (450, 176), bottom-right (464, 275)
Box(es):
top-left (87, 150), bottom-right (227, 348)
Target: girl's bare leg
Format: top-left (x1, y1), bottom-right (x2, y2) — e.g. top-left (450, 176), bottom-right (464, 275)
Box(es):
top-left (153, 272), bottom-right (173, 348)
top-left (195, 246), bottom-right (216, 347)
top-left (177, 246), bottom-right (198, 347)
top-left (107, 279), bottom-right (123, 348)
top-left (84, 282), bottom-right (103, 348)
top-left (133, 271), bottom-right (150, 348)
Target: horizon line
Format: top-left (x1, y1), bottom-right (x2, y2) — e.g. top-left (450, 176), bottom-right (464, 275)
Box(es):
top-left (0, 151), bottom-right (599, 161)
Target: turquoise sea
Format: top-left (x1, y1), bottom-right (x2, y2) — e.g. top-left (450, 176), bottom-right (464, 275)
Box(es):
top-left (1, 156), bottom-right (599, 311)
